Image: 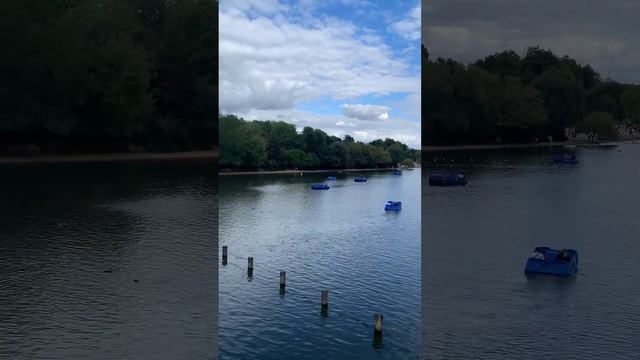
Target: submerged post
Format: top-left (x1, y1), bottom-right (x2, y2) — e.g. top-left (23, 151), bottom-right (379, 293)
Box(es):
top-left (279, 271), bottom-right (286, 288)
top-left (373, 314), bottom-right (383, 333)
top-left (321, 289), bottom-right (329, 307)
top-left (222, 246), bottom-right (228, 265)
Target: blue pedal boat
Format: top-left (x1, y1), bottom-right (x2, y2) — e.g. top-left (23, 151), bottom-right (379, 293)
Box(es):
top-left (393, 170), bottom-right (402, 176)
top-left (524, 247), bottom-right (578, 276)
top-left (310, 183), bottom-right (330, 190)
top-left (428, 173), bottom-right (467, 186)
top-left (326, 176), bottom-right (337, 181)
top-left (384, 201), bottom-right (402, 211)
top-left (552, 153), bottom-right (578, 164)
top-left (354, 177), bottom-right (367, 182)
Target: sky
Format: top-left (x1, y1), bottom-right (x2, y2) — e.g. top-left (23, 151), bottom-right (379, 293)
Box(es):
top-left (219, 0), bottom-right (422, 148)
top-left (422, 0), bottom-right (640, 84)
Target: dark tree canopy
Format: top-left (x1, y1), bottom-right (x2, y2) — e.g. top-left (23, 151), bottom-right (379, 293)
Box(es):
top-left (0, 0), bottom-right (218, 154)
top-left (423, 45), bottom-right (638, 145)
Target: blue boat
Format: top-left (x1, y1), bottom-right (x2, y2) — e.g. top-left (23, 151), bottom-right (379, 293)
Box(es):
top-left (552, 153), bottom-right (578, 164)
top-left (393, 170), bottom-right (402, 176)
top-left (524, 247), bottom-right (578, 276)
top-left (326, 176), bottom-right (337, 181)
top-left (428, 173), bottom-right (467, 186)
top-left (354, 177), bottom-right (367, 182)
top-left (310, 183), bottom-right (330, 190)
top-left (384, 201), bottom-right (402, 211)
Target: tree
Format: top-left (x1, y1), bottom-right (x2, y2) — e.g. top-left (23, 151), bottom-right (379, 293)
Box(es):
top-left (325, 142), bottom-right (347, 168)
top-left (521, 47), bottom-right (559, 82)
top-left (65, 0), bottom-right (153, 140)
top-left (281, 149), bottom-right (306, 169)
top-left (365, 144), bottom-right (392, 167)
top-left (578, 112), bottom-right (618, 140)
top-left (622, 86), bottom-right (640, 125)
top-left (218, 114), bottom-right (416, 170)
top-left (475, 50), bottom-right (521, 78)
top-left (150, 0), bottom-right (217, 150)
top-left (0, 0), bottom-right (217, 154)
top-left (401, 158), bottom-right (415, 168)
top-left (219, 114), bottom-right (267, 169)
top-left (587, 82), bottom-right (626, 120)
top-left (422, 46), bottom-right (636, 146)
top-left (535, 65), bottom-right (586, 138)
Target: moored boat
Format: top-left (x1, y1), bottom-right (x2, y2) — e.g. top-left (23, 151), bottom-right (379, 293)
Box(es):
top-left (310, 183), bottom-right (330, 190)
top-left (384, 201), bottom-right (402, 211)
top-left (552, 153), bottom-right (578, 164)
top-left (354, 177), bottom-right (367, 182)
top-left (524, 247), bottom-right (578, 276)
top-left (428, 173), bottom-right (467, 186)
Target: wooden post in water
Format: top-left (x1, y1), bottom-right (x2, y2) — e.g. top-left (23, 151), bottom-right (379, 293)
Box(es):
top-left (247, 257), bottom-right (254, 277)
top-left (321, 289), bottom-right (329, 307)
top-left (222, 246), bottom-right (228, 265)
top-left (373, 314), bottom-right (383, 333)
top-left (278, 271), bottom-right (286, 296)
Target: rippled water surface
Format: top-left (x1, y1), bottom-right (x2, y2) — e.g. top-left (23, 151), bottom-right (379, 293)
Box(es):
top-left (423, 143), bottom-right (640, 359)
top-left (219, 169), bottom-right (421, 359)
top-left (0, 161), bottom-right (217, 359)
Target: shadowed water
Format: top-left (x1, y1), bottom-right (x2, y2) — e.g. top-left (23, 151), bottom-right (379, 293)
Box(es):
top-left (422, 143), bottom-right (640, 359)
top-left (219, 169), bottom-right (421, 359)
top-left (0, 161), bottom-right (217, 359)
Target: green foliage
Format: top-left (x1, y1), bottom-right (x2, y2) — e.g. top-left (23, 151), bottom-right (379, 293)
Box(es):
top-left (0, 0), bottom-right (217, 153)
top-left (534, 64), bottom-right (587, 137)
top-left (587, 82), bottom-right (626, 120)
top-left (578, 113), bottom-right (618, 140)
top-left (219, 114), bottom-right (416, 170)
top-left (475, 50), bottom-right (522, 77)
top-left (423, 44), bottom-right (636, 145)
top-left (400, 158), bottom-right (415, 168)
top-left (622, 86), bottom-right (640, 125)
top-left (219, 115), bottom-right (267, 168)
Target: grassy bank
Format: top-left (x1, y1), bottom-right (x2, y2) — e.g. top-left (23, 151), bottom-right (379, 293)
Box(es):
top-left (0, 150), bottom-right (218, 164)
top-left (219, 167), bottom-right (409, 176)
top-left (420, 140), bottom-right (620, 152)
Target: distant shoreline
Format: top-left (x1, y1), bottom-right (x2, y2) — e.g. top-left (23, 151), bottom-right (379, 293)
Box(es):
top-left (219, 167), bottom-right (407, 176)
top-left (0, 150), bottom-right (218, 164)
top-left (421, 140), bottom-right (629, 152)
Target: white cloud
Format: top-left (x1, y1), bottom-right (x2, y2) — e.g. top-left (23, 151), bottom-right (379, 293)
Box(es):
top-left (219, 1), bottom-right (420, 113)
top-left (219, 0), bottom-right (287, 14)
top-left (391, 3), bottom-right (421, 41)
top-left (341, 104), bottom-right (390, 121)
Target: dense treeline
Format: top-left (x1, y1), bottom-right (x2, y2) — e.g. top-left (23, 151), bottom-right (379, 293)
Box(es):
top-left (422, 45), bottom-right (640, 145)
top-left (219, 114), bottom-right (420, 171)
top-left (0, 0), bottom-right (217, 154)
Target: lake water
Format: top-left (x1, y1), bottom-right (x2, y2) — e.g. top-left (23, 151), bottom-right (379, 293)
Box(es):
top-left (219, 169), bottom-right (421, 359)
top-left (0, 161), bottom-right (217, 359)
top-left (422, 143), bottom-right (640, 359)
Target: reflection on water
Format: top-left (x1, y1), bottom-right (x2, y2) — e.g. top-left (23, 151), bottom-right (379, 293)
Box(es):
top-left (219, 170), bottom-right (421, 359)
top-left (423, 144), bottom-right (640, 359)
top-left (0, 160), bottom-right (217, 359)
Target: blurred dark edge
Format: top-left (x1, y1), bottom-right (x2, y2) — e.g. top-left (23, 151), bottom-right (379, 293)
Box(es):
top-left (421, 1), bottom-right (427, 358)
top-left (0, 0), bottom-right (220, 358)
